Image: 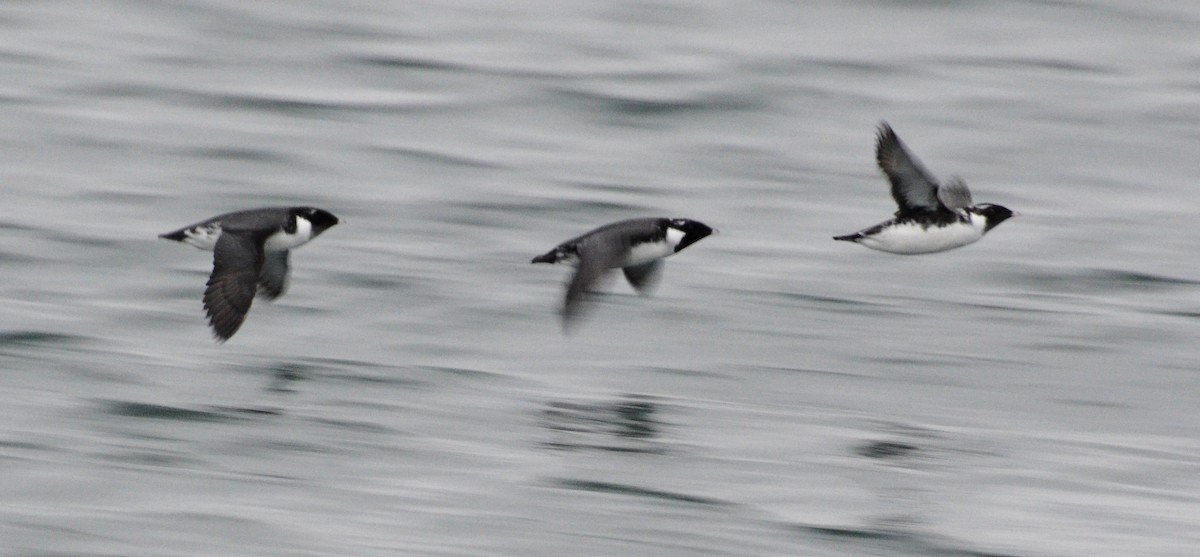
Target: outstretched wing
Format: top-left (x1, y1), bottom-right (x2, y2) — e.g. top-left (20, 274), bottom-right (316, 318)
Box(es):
top-left (204, 232), bottom-right (263, 342)
top-left (936, 176), bottom-right (973, 212)
top-left (562, 240), bottom-right (622, 331)
top-left (257, 250), bottom-right (291, 300)
top-left (876, 123), bottom-right (940, 213)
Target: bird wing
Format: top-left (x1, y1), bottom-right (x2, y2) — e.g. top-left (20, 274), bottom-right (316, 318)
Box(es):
top-left (622, 260), bottom-right (663, 295)
top-left (936, 176), bottom-right (974, 212)
top-left (876, 123), bottom-right (941, 213)
top-left (204, 232), bottom-right (263, 342)
top-left (562, 238), bottom-right (623, 330)
top-left (257, 250), bottom-right (291, 300)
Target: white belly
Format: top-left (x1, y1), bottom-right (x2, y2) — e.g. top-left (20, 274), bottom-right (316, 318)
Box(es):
top-left (859, 216), bottom-right (985, 255)
top-left (621, 227), bottom-right (683, 266)
top-left (263, 217), bottom-right (314, 251)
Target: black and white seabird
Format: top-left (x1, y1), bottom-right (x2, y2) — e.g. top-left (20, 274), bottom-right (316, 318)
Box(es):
top-left (532, 218), bottom-right (714, 329)
top-left (160, 206), bottom-right (342, 342)
top-left (834, 122), bottom-right (1014, 254)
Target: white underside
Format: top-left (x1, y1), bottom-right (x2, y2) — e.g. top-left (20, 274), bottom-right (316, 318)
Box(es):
top-left (557, 228), bottom-right (685, 268)
top-left (264, 217), bottom-right (314, 251)
top-left (858, 214), bottom-right (986, 255)
top-left (621, 227), bottom-right (684, 267)
top-left (181, 217), bottom-right (314, 252)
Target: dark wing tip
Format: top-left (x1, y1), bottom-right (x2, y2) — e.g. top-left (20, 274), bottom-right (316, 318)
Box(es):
top-left (211, 327), bottom-right (232, 344)
top-left (875, 122), bottom-right (900, 162)
top-left (204, 297), bottom-right (249, 342)
top-left (203, 269), bottom-right (257, 342)
top-left (877, 120), bottom-right (894, 137)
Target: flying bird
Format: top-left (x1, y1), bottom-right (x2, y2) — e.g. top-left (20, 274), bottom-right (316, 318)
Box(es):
top-left (834, 122), bottom-right (1014, 254)
top-left (532, 217), bottom-right (714, 330)
top-left (160, 206), bottom-right (342, 342)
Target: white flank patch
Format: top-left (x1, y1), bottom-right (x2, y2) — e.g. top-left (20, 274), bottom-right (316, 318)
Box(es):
top-left (623, 227), bottom-right (684, 267)
top-left (182, 225), bottom-right (221, 251)
top-left (264, 216), bottom-right (314, 251)
top-left (859, 214), bottom-right (986, 255)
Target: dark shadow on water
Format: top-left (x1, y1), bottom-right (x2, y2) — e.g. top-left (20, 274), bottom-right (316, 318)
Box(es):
top-left (310, 417), bottom-right (396, 435)
top-left (246, 358), bottom-right (423, 394)
top-left (796, 524), bottom-right (1024, 557)
top-left (0, 331), bottom-right (87, 348)
top-left (370, 146), bottom-right (503, 170)
top-left (266, 362), bottom-right (310, 394)
top-left (1003, 267), bottom-right (1200, 292)
top-left (854, 420), bottom-right (1001, 467)
top-left (857, 440), bottom-right (920, 460)
top-left (541, 394), bottom-right (667, 454)
top-left (104, 401), bottom-right (243, 422)
top-left (175, 146), bottom-right (301, 165)
top-left (1053, 398), bottom-right (1128, 410)
top-left (348, 53), bottom-right (466, 72)
top-left (937, 54), bottom-right (1116, 76)
top-left (551, 87), bottom-right (765, 119)
top-left (0, 331), bottom-right (90, 357)
top-left (104, 401), bottom-right (286, 422)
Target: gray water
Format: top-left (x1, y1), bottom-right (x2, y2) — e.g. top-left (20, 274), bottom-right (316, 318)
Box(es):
top-left (2, 1), bottom-right (1199, 555)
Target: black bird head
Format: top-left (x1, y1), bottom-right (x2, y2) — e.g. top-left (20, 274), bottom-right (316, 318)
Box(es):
top-left (975, 204), bottom-right (1015, 233)
top-left (295, 207), bottom-right (343, 237)
top-left (668, 219), bottom-right (715, 252)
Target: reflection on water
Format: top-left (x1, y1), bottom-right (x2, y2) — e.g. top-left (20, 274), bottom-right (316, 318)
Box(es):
top-left (542, 394), bottom-right (665, 453)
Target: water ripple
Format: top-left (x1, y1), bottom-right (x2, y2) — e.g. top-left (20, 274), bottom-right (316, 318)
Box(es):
top-left (0, 331), bottom-right (88, 352)
top-left (1001, 267), bottom-right (1200, 292)
top-left (553, 87), bottom-right (764, 118)
top-left (797, 525), bottom-right (1023, 557)
top-left (553, 478), bottom-right (729, 507)
top-left (939, 55), bottom-right (1117, 75)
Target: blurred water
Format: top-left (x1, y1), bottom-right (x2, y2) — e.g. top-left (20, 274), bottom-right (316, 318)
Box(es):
top-left (2, 1), bottom-right (1200, 555)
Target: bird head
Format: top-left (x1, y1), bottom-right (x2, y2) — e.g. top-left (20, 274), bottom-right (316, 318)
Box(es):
top-left (669, 219), bottom-right (715, 252)
top-left (976, 204), bottom-right (1015, 233)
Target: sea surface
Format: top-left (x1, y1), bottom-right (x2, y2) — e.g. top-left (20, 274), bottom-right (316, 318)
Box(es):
top-left (2, 1), bottom-right (1199, 555)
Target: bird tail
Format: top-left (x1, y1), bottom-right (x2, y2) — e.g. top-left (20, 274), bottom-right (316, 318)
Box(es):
top-left (531, 251), bottom-right (557, 264)
top-left (159, 229), bottom-right (188, 241)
